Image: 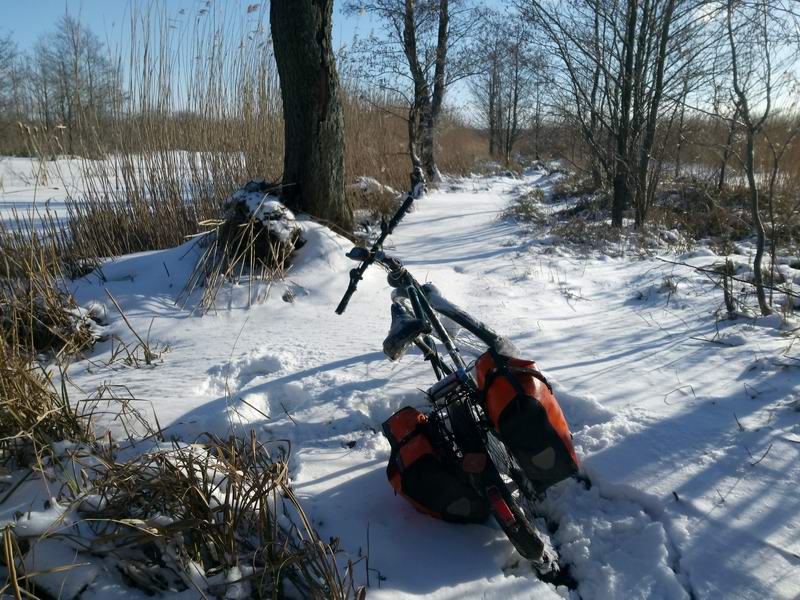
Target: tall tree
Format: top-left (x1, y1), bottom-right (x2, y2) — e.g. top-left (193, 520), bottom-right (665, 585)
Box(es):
top-left (13, 16), bottom-right (121, 154)
top-left (0, 33), bottom-right (22, 141)
top-left (270, 0), bottom-right (352, 229)
top-left (722, 0), bottom-right (799, 316)
top-left (521, 0), bottom-right (703, 227)
top-left (470, 14), bottom-right (546, 164)
top-left (345, 0), bottom-right (477, 183)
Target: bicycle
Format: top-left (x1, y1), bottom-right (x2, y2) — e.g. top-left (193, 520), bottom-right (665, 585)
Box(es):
top-left (335, 185), bottom-right (579, 579)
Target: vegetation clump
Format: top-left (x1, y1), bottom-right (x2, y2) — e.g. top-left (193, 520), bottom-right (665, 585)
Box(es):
top-left (183, 180), bottom-right (304, 312)
top-left (0, 340), bottom-right (92, 467)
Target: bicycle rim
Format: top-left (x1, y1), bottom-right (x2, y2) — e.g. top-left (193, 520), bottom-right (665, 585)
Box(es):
top-left (435, 387), bottom-right (551, 564)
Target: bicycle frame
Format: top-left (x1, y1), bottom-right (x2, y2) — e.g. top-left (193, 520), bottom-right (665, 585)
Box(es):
top-left (334, 198), bottom-right (556, 566)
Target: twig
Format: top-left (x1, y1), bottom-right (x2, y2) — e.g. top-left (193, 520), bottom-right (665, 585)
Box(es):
top-left (280, 402), bottom-right (298, 426)
top-left (664, 384), bottom-right (697, 405)
top-left (749, 443), bottom-right (773, 467)
top-left (655, 257), bottom-right (800, 300)
top-left (733, 412), bottom-right (745, 432)
top-left (105, 290), bottom-right (155, 364)
top-left (690, 336), bottom-right (737, 347)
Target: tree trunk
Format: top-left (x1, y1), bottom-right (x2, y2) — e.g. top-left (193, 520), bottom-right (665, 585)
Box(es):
top-left (407, 103), bottom-right (422, 171)
top-left (674, 77), bottom-right (689, 179)
top-left (744, 129), bottom-right (771, 315)
top-left (402, 0), bottom-right (432, 179)
top-left (613, 0), bottom-right (638, 227)
top-left (420, 108), bottom-right (440, 181)
top-left (270, 0), bottom-right (351, 229)
top-left (726, 0), bottom-right (770, 315)
top-left (717, 110), bottom-right (738, 193)
top-left (634, 0), bottom-right (676, 229)
top-left (421, 0), bottom-right (449, 182)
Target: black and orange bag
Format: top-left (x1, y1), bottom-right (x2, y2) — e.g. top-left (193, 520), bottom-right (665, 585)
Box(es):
top-left (382, 407), bottom-right (489, 523)
top-left (476, 351), bottom-right (579, 493)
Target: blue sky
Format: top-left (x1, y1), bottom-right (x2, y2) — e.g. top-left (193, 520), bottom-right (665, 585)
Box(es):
top-left (0, 0), bottom-right (506, 117)
top-left (0, 0), bottom-right (384, 50)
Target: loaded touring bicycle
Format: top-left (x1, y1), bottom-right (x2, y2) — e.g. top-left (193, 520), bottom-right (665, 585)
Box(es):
top-left (335, 177), bottom-right (586, 579)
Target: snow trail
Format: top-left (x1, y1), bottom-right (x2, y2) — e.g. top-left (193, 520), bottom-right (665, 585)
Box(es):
top-left (21, 170), bottom-right (799, 598)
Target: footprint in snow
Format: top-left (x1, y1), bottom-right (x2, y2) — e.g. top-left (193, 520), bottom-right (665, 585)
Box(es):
top-left (201, 347), bottom-right (286, 395)
top-left (533, 478), bottom-right (691, 600)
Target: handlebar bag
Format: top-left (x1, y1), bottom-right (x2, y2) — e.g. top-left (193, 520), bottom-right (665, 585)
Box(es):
top-left (476, 352), bottom-right (579, 494)
top-left (382, 407), bottom-right (489, 523)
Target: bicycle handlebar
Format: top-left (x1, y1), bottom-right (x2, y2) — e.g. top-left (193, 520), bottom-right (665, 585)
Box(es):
top-left (335, 191), bottom-right (416, 314)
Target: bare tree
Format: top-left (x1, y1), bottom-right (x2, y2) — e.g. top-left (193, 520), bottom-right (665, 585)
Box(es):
top-left (520, 0), bottom-right (704, 227)
top-left (345, 0), bottom-right (477, 183)
top-left (470, 14), bottom-right (547, 164)
top-left (723, 0), bottom-right (799, 315)
top-left (20, 16), bottom-right (121, 153)
top-left (469, 21), bottom-right (502, 157)
top-left (0, 32), bottom-right (21, 140)
top-left (270, 0), bottom-right (352, 229)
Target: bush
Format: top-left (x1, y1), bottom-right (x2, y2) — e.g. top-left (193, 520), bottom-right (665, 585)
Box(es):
top-left (650, 182), bottom-right (753, 242)
top-left (502, 188), bottom-right (546, 224)
top-left (551, 173), bottom-right (602, 203)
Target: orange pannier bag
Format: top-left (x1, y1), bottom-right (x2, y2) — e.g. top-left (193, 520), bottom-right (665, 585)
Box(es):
top-left (382, 407), bottom-right (489, 523)
top-left (475, 351), bottom-right (579, 494)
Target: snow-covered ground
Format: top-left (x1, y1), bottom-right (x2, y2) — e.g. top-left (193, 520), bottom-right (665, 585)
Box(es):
top-left (0, 156), bottom-right (75, 223)
top-left (3, 168), bottom-right (800, 599)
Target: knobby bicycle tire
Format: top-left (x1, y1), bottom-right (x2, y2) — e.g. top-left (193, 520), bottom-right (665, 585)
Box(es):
top-left (433, 387), bottom-right (550, 563)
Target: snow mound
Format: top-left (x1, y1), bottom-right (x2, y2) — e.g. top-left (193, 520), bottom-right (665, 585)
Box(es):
top-left (554, 387), bottom-right (615, 429)
top-left (349, 176), bottom-right (400, 199)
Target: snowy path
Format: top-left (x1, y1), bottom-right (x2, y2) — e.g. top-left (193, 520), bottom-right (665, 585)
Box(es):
top-left (61, 172), bottom-right (800, 599)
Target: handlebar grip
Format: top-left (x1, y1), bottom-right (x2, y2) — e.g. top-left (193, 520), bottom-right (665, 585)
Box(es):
top-left (335, 286), bottom-right (355, 314)
top-left (335, 268), bottom-right (362, 314)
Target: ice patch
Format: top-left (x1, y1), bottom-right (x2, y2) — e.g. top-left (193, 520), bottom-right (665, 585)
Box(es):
top-left (23, 539), bottom-right (100, 600)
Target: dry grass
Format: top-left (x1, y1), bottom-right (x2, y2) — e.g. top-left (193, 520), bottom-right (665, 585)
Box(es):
top-left (502, 188), bottom-right (546, 224)
top-left (0, 279), bottom-right (96, 357)
top-left (0, 362), bottom-right (361, 599)
top-left (648, 181), bottom-right (753, 243)
top-left (180, 182), bottom-right (303, 313)
top-left (0, 211), bottom-right (100, 358)
top-left (59, 433), bottom-right (359, 598)
top-left (1, 7), bottom-right (490, 285)
top-left (0, 341), bottom-right (92, 468)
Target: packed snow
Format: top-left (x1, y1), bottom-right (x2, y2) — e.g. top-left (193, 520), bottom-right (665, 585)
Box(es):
top-left (1, 164), bottom-right (799, 599)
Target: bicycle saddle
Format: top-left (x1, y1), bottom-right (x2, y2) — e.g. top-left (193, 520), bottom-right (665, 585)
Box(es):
top-left (383, 301), bottom-right (432, 361)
